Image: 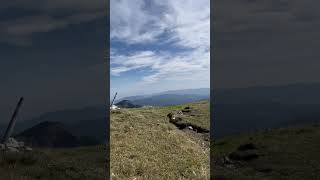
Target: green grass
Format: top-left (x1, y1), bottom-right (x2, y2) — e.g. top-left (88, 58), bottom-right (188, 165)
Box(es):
top-left (213, 124), bottom-right (320, 180)
top-left (0, 145), bottom-right (106, 180)
top-left (110, 100), bottom-right (210, 180)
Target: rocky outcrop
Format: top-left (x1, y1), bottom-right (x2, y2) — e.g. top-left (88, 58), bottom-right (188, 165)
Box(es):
top-left (167, 107), bottom-right (209, 133)
top-left (0, 137), bottom-right (32, 153)
top-left (215, 143), bottom-right (260, 169)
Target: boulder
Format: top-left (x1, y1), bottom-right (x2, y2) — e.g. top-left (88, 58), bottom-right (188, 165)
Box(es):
top-left (1, 137), bottom-right (32, 152)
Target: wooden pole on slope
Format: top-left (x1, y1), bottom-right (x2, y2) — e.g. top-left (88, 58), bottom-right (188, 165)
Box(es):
top-left (1, 97), bottom-right (24, 144)
top-left (110, 92), bottom-right (117, 107)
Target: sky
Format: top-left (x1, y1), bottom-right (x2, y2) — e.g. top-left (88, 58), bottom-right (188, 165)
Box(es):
top-left (214, 0), bottom-right (320, 89)
top-left (0, 0), bottom-right (107, 123)
top-left (110, 0), bottom-right (210, 98)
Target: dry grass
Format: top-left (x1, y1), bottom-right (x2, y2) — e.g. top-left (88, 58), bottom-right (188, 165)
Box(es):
top-left (110, 100), bottom-right (210, 180)
top-left (213, 124), bottom-right (320, 180)
top-left (0, 145), bottom-right (106, 180)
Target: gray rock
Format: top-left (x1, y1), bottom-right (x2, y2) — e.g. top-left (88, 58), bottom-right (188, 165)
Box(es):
top-left (8, 137), bottom-right (18, 144)
top-left (6, 138), bottom-right (20, 148)
top-left (6, 142), bottom-right (20, 148)
top-left (25, 147), bottom-right (33, 151)
top-left (7, 146), bottom-right (19, 152)
top-left (1, 138), bottom-right (32, 152)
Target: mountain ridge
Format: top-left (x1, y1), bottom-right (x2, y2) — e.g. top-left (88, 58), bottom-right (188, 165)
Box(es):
top-left (115, 88), bottom-right (210, 107)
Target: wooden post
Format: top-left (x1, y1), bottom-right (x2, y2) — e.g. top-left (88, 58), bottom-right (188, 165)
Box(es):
top-left (1, 97), bottom-right (24, 144)
top-left (110, 92), bottom-right (117, 107)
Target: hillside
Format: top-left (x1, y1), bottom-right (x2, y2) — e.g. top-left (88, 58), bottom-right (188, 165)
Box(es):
top-left (110, 100), bottom-right (210, 179)
top-left (14, 121), bottom-right (100, 148)
top-left (15, 121), bottom-right (80, 148)
top-left (213, 124), bottom-right (320, 180)
top-left (0, 145), bottom-right (106, 180)
top-left (115, 100), bottom-right (142, 108)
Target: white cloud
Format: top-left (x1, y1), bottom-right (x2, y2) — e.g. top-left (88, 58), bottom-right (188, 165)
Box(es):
top-left (111, 0), bottom-right (210, 91)
top-left (1, 0), bottom-right (107, 46)
top-left (141, 49), bottom-right (210, 84)
top-left (1, 0), bottom-right (105, 12)
top-left (111, 48), bottom-right (209, 84)
top-left (111, 51), bottom-right (160, 76)
top-left (111, 0), bottom-right (210, 48)
top-left (157, 0), bottom-right (210, 49)
top-left (2, 12), bottom-right (105, 36)
top-left (110, 0), bottom-right (165, 44)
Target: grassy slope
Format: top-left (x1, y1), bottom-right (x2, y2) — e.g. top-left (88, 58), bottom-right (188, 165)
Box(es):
top-left (213, 124), bottom-right (320, 180)
top-left (0, 145), bottom-right (106, 180)
top-left (110, 100), bottom-right (210, 180)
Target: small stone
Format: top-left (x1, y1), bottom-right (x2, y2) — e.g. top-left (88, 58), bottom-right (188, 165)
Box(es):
top-left (188, 126), bottom-right (193, 130)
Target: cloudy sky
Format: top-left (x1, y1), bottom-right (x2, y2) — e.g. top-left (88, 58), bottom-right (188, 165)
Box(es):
top-left (214, 0), bottom-right (320, 89)
top-left (0, 0), bottom-right (107, 123)
top-left (110, 0), bottom-right (210, 98)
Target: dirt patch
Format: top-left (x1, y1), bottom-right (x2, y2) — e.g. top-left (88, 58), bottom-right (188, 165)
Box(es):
top-left (167, 107), bottom-right (210, 147)
top-left (237, 143), bottom-right (257, 151)
top-left (167, 111), bottom-right (209, 133)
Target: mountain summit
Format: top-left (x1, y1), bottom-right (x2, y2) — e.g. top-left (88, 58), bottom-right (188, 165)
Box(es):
top-left (15, 121), bottom-right (80, 148)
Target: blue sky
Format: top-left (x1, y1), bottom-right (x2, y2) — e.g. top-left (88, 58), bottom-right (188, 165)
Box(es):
top-left (110, 0), bottom-right (210, 98)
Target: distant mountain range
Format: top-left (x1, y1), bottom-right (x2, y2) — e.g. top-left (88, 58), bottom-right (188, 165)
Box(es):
top-left (116, 88), bottom-right (210, 107)
top-left (0, 106), bottom-right (107, 147)
top-left (213, 83), bottom-right (320, 138)
top-left (115, 100), bottom-right (142, 108)
top-left (0, 89), bottom-right (210, 148)
top-left (6, 83), bottom-right (320, 145)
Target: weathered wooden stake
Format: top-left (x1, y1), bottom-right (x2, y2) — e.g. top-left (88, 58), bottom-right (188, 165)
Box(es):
top-left (110, 92), bottom-right (117, 107)
top-left (1, 97), bottom-right (24, 144)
